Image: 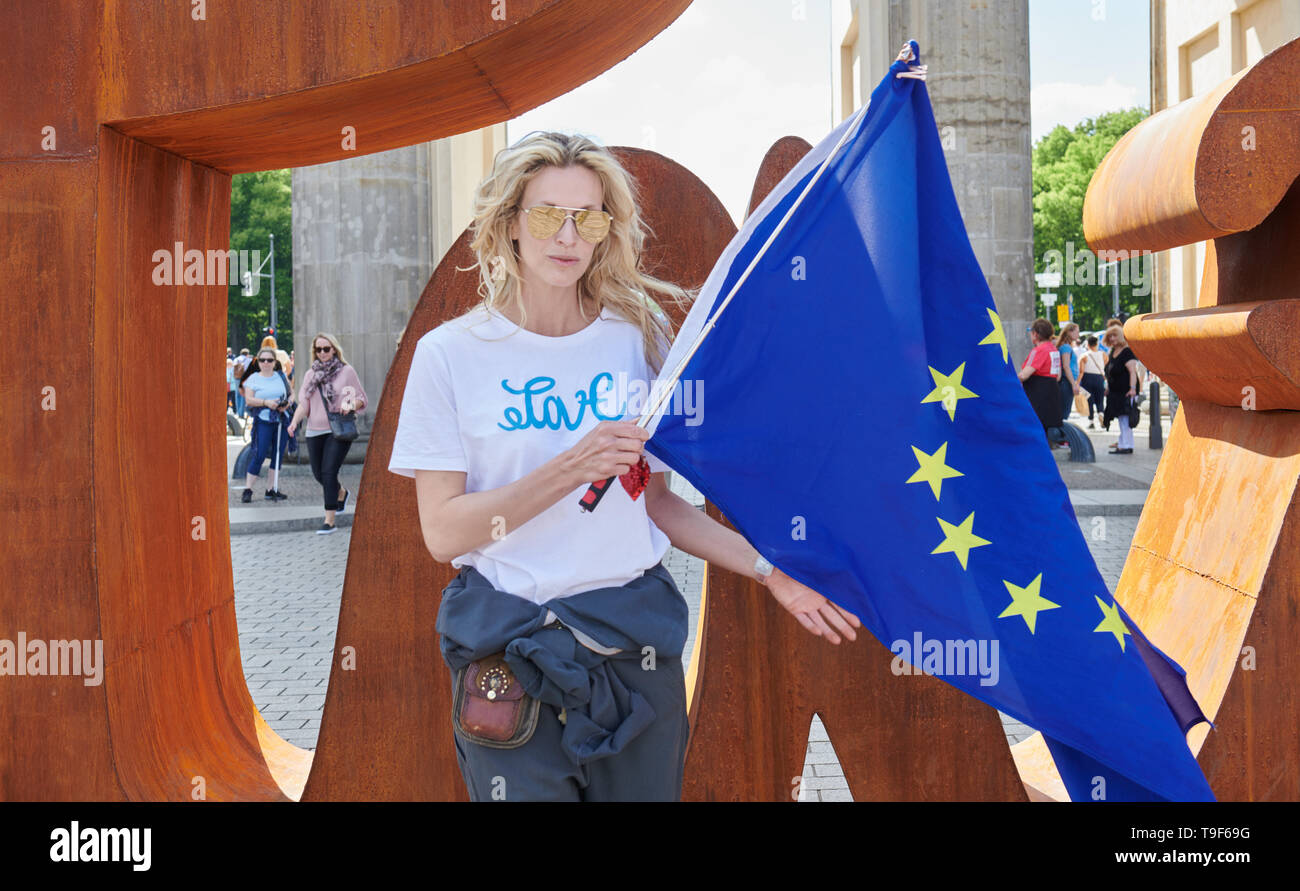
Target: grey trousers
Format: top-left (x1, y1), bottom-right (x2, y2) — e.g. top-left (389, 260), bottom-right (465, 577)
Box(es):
top-left (448, 651), bottom-right (689, 802)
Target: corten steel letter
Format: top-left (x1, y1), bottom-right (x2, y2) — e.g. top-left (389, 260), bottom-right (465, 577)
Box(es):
top-left (1013, 37), bottom-right (1300, 801)
top-left (3, 0), bottom-right (1023, 802)
top-left (0, 0), bottom-right (692, 801)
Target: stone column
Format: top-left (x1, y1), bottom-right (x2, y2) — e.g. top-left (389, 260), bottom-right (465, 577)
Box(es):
top-left (291, 127), bottom-right (504, 460)
top-left (891, 0), bottom-right (1034, 365)
top-left (1150, 0), bottom-right (1172, 314)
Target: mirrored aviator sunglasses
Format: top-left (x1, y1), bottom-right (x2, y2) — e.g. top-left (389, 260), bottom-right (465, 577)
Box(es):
top-left (522, 205), bottom-right (613, 244)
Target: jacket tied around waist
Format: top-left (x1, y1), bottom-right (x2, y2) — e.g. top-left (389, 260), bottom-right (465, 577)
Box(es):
top-left (437, 562), bottom-right (688, 767)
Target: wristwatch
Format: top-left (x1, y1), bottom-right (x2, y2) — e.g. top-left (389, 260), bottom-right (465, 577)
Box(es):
top-left (754, 554), bottom-right (774, 584)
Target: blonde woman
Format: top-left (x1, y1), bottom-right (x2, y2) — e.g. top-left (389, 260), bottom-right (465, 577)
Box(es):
top-left (1103, 325), bottom-right (1140, 454)
top-left (389, 131), bottom-right (860, 802)
top-left (1054, 322), bottom-right (1081, 426)
top-left (287, 333), bottom-right (369, 534)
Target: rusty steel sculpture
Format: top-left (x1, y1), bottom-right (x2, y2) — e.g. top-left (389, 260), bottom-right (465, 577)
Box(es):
top-left (5, 0), bottom-right (1290, 804)
top-left (0, 0), bottom-right (696, 801)
top-left (1012, 36), bottom-right (1300, 802)
top-left (1, 0), bottom-right (1027, 803)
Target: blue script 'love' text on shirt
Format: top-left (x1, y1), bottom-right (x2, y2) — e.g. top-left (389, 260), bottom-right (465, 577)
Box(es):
top-left (388, 303), bottom-right (671, 604)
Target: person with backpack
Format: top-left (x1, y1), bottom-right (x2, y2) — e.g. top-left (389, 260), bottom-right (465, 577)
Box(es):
top-left (239, 348), bottom-right (292, 502)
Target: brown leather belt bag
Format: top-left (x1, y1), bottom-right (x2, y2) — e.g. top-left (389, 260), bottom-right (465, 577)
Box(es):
top-left (452, 653), bottom-right (540, 748)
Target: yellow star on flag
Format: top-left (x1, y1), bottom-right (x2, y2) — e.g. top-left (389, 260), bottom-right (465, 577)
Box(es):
top-left (921, 363), bottom-right (978, 421)
top-left (979, 308), bottom-right (1008, 363)
top-left (930, 511), bottom-right (990, 570)
top-left (906, 442), bottom-right (963, 500)
top-left (1094, 596), bottom-right (1132, 651)
top-left (998, 573), bottom-right (1060, 633)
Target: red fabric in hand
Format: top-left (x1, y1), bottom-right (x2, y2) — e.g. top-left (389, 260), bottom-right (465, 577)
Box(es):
top-left (619, 456), bottom-right (651, 501)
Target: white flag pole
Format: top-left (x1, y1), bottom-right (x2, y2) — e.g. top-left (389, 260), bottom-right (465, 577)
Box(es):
top-left (578, 44), bottom-right (924, 512)
top-left (634, 100), bottom-right (871, 429)
top-left (635, 44), bottom-right (927, 430)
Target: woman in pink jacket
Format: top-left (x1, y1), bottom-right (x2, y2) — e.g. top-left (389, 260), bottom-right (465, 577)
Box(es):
top-left (287, 332), bottom-right (369, 534)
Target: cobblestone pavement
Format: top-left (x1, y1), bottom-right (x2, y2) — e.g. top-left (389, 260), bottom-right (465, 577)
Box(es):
top-left (226, 449), bottom-right (365, 510)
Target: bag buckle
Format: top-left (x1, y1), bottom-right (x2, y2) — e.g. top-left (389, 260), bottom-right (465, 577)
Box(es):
top-left (479, 665), bottom-right (511, 701)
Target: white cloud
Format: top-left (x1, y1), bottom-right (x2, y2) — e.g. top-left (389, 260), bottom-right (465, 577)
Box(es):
top-left (510, 52), bottom-right (828, 227)
top-left (664, 55), bottom-right (828, 223)
top-left (506, 1), bottom-right (832, 226)
top-left (1031, 76), bottom-right (1142, 142)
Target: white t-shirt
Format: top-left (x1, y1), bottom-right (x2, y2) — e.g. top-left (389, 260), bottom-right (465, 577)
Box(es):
top-left (389, 303), bottom-right (672, 604)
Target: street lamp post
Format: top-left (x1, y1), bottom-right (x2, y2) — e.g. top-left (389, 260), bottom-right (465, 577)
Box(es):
top-left (240, 233), bottom-right (277, 338)
top-left (1100, 259), bottom-right (1121, 319)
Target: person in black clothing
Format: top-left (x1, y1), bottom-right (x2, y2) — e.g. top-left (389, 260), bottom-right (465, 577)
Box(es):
top-left (1102, 325), bottom-right (1139, 454)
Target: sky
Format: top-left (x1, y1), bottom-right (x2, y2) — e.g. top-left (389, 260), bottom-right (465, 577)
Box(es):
top-left (1028, 0), bottom-right (1149, 142)
top-left (506, 0), bottom-right (1150, 225)
top-left (506, 0), bottom-right (833, 226)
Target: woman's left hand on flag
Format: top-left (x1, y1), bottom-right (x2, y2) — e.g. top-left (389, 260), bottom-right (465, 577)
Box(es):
top-left (765, 570), bottom-right (861, 645)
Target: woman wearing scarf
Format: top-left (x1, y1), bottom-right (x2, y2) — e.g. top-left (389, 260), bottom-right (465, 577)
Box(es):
top-left (287, 333), bottom-right (370, 534)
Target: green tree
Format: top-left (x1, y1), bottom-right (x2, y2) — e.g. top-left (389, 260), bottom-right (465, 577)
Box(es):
top-left (229, 170), bottom-right (292, 352)
top-left (1033, 108), bottom-right (1149, 331)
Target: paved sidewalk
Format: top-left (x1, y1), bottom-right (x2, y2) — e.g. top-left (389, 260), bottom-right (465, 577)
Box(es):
top-left (226, 434), bottom-right (366, 533)
top-left (231, 407), bottom-right (1172, 799)
top-left (1056, 410), bottom-right (1168, 517)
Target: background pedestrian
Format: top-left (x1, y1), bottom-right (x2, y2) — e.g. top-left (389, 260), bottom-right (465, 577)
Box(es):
top-left (287, 333), bottom-right (369, 534)
top-left (239, 349), bottom-right (292, 502)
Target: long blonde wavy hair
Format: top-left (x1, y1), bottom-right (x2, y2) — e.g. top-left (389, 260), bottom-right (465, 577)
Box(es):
top-left (458, 130), bottom-right (695, 375)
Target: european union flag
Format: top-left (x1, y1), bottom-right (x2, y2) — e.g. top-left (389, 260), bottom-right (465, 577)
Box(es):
top-left (643, 43), bottom-right (1213, 801)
